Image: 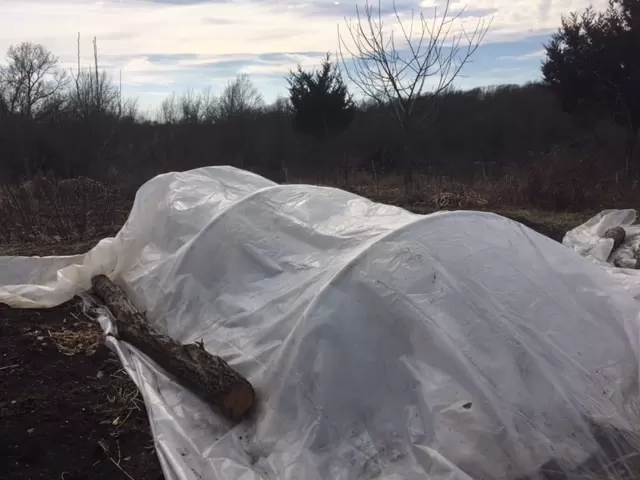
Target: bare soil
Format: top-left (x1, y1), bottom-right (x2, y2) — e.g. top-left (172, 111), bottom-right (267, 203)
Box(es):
top-left (0, 298), bottom-right (164, 479)
top-left (0, 236), bottom-right (164, 479)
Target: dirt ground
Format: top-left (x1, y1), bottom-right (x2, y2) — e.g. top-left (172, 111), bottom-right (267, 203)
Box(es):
top-left (0, 298), bottom-right (164, 480)
top-left (0, 236), bottom-right (165, 480)
top-left (0, 208), bottom-right (589, 480)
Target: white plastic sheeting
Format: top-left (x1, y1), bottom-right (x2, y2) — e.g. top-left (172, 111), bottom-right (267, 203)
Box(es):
top-left (2, 166), bottom-right (640, 480)
top-left (564, 209), bottom-right (640, 299)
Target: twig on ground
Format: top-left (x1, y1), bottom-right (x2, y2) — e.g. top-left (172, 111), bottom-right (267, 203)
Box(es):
top-left (98, 440), bottom-right (136, 480)
top-left (0, 364), bottom-right (19, 371)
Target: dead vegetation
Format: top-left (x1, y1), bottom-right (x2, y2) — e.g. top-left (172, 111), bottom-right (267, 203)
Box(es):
top-left (0, 146), bottom-right (633, 246)
top-left (0, 174), bottom-right (132, 243)
top-left (336, 147), bottom-right (640, 214)
top-left (26, 322), bottom-right (102, 357)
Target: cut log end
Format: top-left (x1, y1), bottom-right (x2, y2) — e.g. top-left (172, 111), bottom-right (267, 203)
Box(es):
top-left (603, 226), bottom-right (626, 250)
top-left (220, 382), bottom-right (257, 422)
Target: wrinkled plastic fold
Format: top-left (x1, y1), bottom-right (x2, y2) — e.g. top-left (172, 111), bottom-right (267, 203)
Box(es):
top-left (2, 166), bottom-right (640, 480)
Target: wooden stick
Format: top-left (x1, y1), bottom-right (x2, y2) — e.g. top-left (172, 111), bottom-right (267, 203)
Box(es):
top-left (91, 274), bottom-right (256, 423)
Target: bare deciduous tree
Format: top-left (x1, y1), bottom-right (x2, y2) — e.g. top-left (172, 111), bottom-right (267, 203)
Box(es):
top-left (71, 38), bottom-right (117, 119)
top-left (0, 42), bottom-right (68, 119)
top-left (269, 95), bottom-right (292, 114)
top-left (0, 82), bottom-right (9, 116)
top-left (69, 34), bottom-right (139, 121)
top-left (158, 92), bottom-right (180, 124)
top-left (214, 74), bottom-right (264, 169)
top-left (217, 73), bottom-right (264, 121)
top-left (338, 0), bottom-right (491, 188)
top-left (157, 88), bottom-right (218, 124)
top-left (180, 87), bottom-right (218, 124)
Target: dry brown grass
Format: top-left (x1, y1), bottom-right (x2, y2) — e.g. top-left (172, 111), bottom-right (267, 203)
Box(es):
top-left (0, 174), bottom-right (132, 243)
top-left (47, 327), bottom-right (102, 356)
top-left (24, 314), bottom-right (102, 357)
top-left (0, 150), bottom-right (633, 248)
top-left (314, 147), bottom-right (640, 216)
top-left (96, 358), bottom-right (146, 434)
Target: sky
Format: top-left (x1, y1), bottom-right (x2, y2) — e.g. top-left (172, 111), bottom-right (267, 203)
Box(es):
top-left (0, 0), bottom-right (608, 115)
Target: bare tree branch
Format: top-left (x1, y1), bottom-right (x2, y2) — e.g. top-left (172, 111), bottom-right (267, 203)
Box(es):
top-left (216, 73), bottom-right (264, 122)
top-left (68, 34), bottom-right (124, 121)
top-left (338, 0), bottom-right (491, 131)
top-left (337, 0), bottom-right (491, 190)
top-left (0, 42), bottom-right (69, 119)
top-left (156, 88), bottom-right (218, 124)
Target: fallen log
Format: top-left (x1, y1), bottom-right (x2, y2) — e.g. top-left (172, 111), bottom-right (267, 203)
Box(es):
top-left (91, 274), bottom-right (256, 423)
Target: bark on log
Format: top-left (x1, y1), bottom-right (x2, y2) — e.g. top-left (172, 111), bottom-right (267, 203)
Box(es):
top-left (91, 274), bottom-right (256, 423)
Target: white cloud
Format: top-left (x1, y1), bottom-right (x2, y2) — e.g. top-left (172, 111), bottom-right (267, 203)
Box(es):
top-left (126, 73), bottom-right (176, 86)
top-left (498, 49), bottom-right (546, 61)
top-left (240, 53), bottom-right (329, 75)
top-left (0, 0), bottom-right (610, 107)
top-left (0, 0), bottom-right (609, 59)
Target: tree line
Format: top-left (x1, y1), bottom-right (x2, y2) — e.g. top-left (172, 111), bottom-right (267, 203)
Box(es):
top-left (0, 0), bottom-right (637, 190)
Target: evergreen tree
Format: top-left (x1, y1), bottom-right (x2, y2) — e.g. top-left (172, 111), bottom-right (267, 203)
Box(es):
top-left (286, 53), bottom-right (356, 141)
top-left (542, 0), bottom-right (640, 170)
